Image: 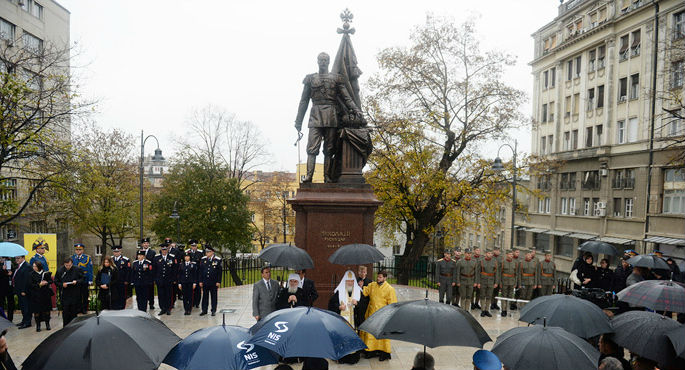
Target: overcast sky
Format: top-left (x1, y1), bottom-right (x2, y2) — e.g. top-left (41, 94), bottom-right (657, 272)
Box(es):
top-left (58, 0), bottom-right (559, 171)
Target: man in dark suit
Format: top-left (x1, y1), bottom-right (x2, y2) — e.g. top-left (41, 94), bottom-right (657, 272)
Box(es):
top-left (55, 258), bottom-right (85, 327)
top-left (355, 265), bottom-right (372, 327)
top-left (199, 245), bottom-right (221, 316)
top-left (12, 256), bottom-right (31, 328)
top-left (296, 269), bottom-right (318, 306)
top-left (276, 274), bottom-right (307, 309)
top-left (177, 253), bottom-right (198, 315)
top-left (153, 243), bottom-right (177, 315)
top-left (252, 266), bottom-right (279, 321)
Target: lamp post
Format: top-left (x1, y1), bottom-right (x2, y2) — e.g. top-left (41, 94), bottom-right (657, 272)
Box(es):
top-left (140, 130), bottom-right (161, 242)
top-left (170, 201), bottom-right (180, 245)
top-left (282, 191), bottom-right (288, 243)
top-left (492, 140), bottom-right (518, 252)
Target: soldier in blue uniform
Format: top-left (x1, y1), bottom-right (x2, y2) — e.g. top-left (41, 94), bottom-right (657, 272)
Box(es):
top-left (139, 237), bottom-right (156, 309)
top-left (185, 239), bottom-right (204, 308)
top-left (29, 240), bottom-right (50, 272)
top-left (153, 243), bottom-right (177, 315)
top-left (164, 238), bottom-right (184, 306)
top-left (199, 244), bottom-right (222, 316)
top-left (71, 243), bottom-right (93, 314)
top-left (177, 253), bottom-right (198, 315)
top-left (111, 245), bottom-right (131, 310)
top-left (130, 250), bottom-right (153, 312)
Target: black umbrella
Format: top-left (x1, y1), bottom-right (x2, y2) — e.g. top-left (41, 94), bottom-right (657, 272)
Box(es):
top-left (22, 310), bottom-right (181, 370)
top-left (519, 294), bottom-right (612, 338)
top-left (491, 324), bottom-right (600, 370)
top-left (666, 325), bottom-right (685, 359)
top-left (610, 310), bottom-right (681, 366)
top-left (328, 243), bottom-right (385, 265)
top-left (358, 296), bottom-right (491, 348)
top-left (578, 240), bottom-right (619, 255)
top-left (617, 279), bottom-right (685, 313)
top-left (627, 254), bottom-right (670, 270)
top-left (258, 243), bottom-right (314, 270)
top-left (0, 315), bottom-right (13, 334)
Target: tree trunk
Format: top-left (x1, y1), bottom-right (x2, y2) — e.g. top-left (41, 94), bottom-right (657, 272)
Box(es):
top-left (397, 230), bottom-right (429, 285)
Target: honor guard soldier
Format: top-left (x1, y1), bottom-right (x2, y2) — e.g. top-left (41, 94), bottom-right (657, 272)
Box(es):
top-left (451, 247), bottom-right (462, 306)
top-left (435, 249), bottom-right (457, 304)
top-left (153, 243), bottom-right (177, 315)
top-left (518, 251), bottom-right (540, 302)
top-left (130, 250), bottom-right (153, 311)
top-left (490, 247), bottom-right (503, 311)
top-left (165, 238), bottom-right (184, 304)
top-left (111, 245), bottom-right (131, 310)
top-left (471, 247), bottom-right (483, 309)
top-left (199, 244), bottom-right (222, 316)
top-left (530, 249), bottom-right (542, 299)
top-left (539, 250), bottom-right (556, 296)
top-left (476, 249), bottom-right (498, 317)
top-left (186, 239), bottom-right (204, 308)
top-left (457, 249), bottom-right (478, 310)
top-left (139, 237), bottom-right (156, 310)
top-left (177, 253), bottom-right (198, 315)
top-left (510, 248), bottom-right (522, 311)
top-left (499, 249), bottom-right (518, 317)
top-left (71, 243), bottom-right (93, 314)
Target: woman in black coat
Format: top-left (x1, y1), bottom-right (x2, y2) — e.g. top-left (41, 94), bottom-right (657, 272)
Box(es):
top-left (95, 257), bottom-right (118, 310)
top-left (576, 253), bottom-right (597, 289)
top-left (29, 261), bottom-right (52, 332)
top-left (596, 258), bottom-right (614, 291)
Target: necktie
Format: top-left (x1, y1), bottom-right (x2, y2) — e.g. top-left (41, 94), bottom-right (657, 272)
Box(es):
top-left (266, 281), bottom-right (270, 290)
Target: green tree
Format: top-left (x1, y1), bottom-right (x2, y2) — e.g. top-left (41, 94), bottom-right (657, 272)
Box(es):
top-left (150, 155), bottom-right (253, 254)
top-left (365, 17), bottom-right (527, 284)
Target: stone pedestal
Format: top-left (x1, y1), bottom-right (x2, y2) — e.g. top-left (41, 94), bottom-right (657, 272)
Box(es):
top-left (288, 182), bottom-right (381, 309)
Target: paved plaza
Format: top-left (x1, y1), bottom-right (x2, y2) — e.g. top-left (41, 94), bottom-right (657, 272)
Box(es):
top-left (5, 285), bottom-right (522, 369)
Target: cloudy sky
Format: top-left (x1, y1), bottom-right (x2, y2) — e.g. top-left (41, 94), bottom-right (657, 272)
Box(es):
top-left (58, 0), bottom-right (559, 171)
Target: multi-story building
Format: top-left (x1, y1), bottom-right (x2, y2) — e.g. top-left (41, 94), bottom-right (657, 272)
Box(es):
top-left (523, 0), bottom-right (685, 272)
top-left (143, 148), bottom-right (168, 188)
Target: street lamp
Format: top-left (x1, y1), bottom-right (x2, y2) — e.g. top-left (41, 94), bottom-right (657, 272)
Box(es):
top-left (170, 201), bottom-right (180, 245)
top-left (140, 130), bottom-right (161, 242)
top-left (492, 140), bottom-right (518, 252)
top-left (282, 191), bottom-right (288, 243)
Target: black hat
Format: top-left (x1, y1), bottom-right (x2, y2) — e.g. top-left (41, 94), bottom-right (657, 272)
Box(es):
top-left (164, 237), bottom-right (173, 244)
top-left (136, 250), bottom-right (145, 257)
top-left (141, 237), bottom-right (150, 243)
top-left (188, 239), bottom-right (198, 245)
top-left (111, 245), bottom-right (122, 251)
top-left (159, 243), bottom-right (168, 249)
top-left (464, 248), bottom-right (472, 253)
top-left (493, 246), bottom-right (501, 251)
top-left (443, 249), bottom-right (452, 254)
top-left (544, 250), bottom-right (552, 254)
top-left (205, 244), bottom-right (215, 252)
top-left (454, 247), bottom-right (462, 252)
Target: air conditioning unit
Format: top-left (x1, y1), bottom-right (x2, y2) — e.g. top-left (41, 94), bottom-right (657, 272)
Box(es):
top-left (599, 208), bottom-right (607, 217)
top-left (600, 168), bottom-right (608, 176)
top-left (619, 96), bottom-right (627, 103)
top-left (597, 201), bottom-right (607, 209)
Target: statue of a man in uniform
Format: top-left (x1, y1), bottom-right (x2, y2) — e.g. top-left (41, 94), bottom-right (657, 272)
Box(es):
top-left (295, 52), bottom-right (364, 183)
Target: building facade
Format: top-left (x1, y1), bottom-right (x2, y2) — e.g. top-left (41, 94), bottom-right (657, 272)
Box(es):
top-left (524, 0), bottom-right (685, 272)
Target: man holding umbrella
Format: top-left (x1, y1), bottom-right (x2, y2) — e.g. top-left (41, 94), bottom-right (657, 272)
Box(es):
top-left (359, 270), bottom-right (397, 361)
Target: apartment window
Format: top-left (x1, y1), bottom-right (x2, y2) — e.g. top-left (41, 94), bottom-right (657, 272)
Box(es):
top-left (625, 168), bottom-right (635, 188)
top-left (613, 169), bottom-right (626, 189)
top-left (0, 179), bottom-right (17, 201)
top-left (586, 127), bottom-right (593, 147)
top-left (619, 35), bottom-right (629, 61)
top-left (543, 70), bottom-right (549, 89)
top-left (538, 198), bottom-right (544, 213)
top-left (669, 117), bottom-right (684, 136)
top-left (548, 135), bottom-right (554, 153)
top-left (568, 172), bottom-right (576, 190)
top-left (545, 197), bottom-right (551, 213)
top-left (588, 49), bottom-right (596, 71)
top-left (582, 170), bottom-right (600, 190)
top-left (595, 125), bottom-right (603, 146)
top-left (573, 93), bottom-right (580, 115)
top-left (30, 220), bottom-right (47, 233)
top-left (0, 18), bottom-right (15, 41)
top-left (630, 74), bottom-right (639, 99)
top-left (534, 233), bottom-right (549, 251)
top-left (22, 32), bottom-right (42, 53)
top-left (592, 198), bottom-right (601, 216)
top-left (597, 85), bottom-right (604, 108)
top-left (597, 46), bottom-right (606, 68)
top-left (583, 198), bottom-right (591, 216)
top-left (613, 198), bottom-right (622, 216)
top-left (575, 56), bottom-right (582, 77)
top-left (541, 104), bottom-right (548, 123)
top-left (540, 136), bottom-right (546, 154)
top-left (572, 129), bottom-right (579, 149)
top-left (569, 198), bottom-right (577, 214)
top-left (663, 168), bottom-right (685, 214)
top-left (516, 229), bottom-right (527, 247)
top-left (673, 11), bottom-right (684, 40)
top-left (549, 101), bottom-right (555, 122)
top-left (631, 30), bottom-right (640, 57)
top-left (567, 60), bottom-right (573, 80)
top-left (671, 60), bottom-right (683, 89)
top-left (625, 198), bottom-right (634, 217)
top-left (563, 131), bottom-right (570, 151)
top-left (538, 175), bottom-right (551, 191)
top-left (550, 67), bottom-right (556, 87)
top-left (556, 236), bottom-right (574, 257)
top-left (30, 1), bottom-right (43, 19)
top-left (617, 120), bottom-right (626, 143)
top-left (565, 96), bottom-right (571, 117)
top-left (587, 88), bottom-right (595, 111)
top-left (95, 245), bottom-right (102, 256)
top-left (619, 78), bottom-right (628, 102)
top-left (561, 198), bottom-right (568, 214)
top-left (628, 117), bottom-right (638, 142)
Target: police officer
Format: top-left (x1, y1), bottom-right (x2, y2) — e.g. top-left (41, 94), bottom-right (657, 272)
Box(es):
top-left (71, 243), bottom-right (93, 314)
top-left (435, 249), bottom-right (456, 304)
top-left (476, 249), bottom-right (498, 317)
top-left (457, 249), bottom-right (478, 310)
top-left (539, 250), bottom-right (556, 296)
top-left (111, 245), bottom-right (131, 310)
top-left (471, 247), bottom-right (483, 309)
top-left (490, 247), bottom-right (503, 311)
top-left (29, 240), bottom-right (49, 272)
top-left (499, 249), bottom-right (517, 317)
top-left (153, 243), bottom-right (177, 315)
top-left (185, 239), bottom-right (204, 308)
top-left (199, 244), bottom-right (222, 316)
top-left (518, 251), bottom-right (539, 303)
top-left (139, 237), bottom-right (156, 309)
top-left (165, 238), bottom-right (184, 305)
top-left (130, 250), bottom-right (153, 312)
top-left (451, 247), bottom-right (462, 306)
top-left (177, 253), bottom-right (198, 315)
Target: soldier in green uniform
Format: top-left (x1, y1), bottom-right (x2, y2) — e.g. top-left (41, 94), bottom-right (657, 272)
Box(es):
top-left (476, 249), bottom-right (498, 317)
top-left (471, 247), bottom-right (483, 309)
top-left (490, 247), bottom-right (503, 311)
top-left (434, 250), bottom-right (457, 304)
top-left (499, 249), bottom-right (518, 317)
top-left (530, 249), bottom-right (542, 299)
top-left (518, 251), bottom-right (540, 303)
top-left (510, 248), bottom-right (522, 311)
top-left (451, 247), bottom-right (462, 306)
top-left (457, 249), bottom-right (478, 310)
top-left (539, 250), bottom-right (556, 296)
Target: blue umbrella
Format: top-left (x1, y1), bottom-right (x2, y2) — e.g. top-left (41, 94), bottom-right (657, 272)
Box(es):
top-left (0, 242), bottom-right (27, 257)
top-left (248, 306), bottom-right (366, 360)
top-left (164, 325), bottom-right (277, 370)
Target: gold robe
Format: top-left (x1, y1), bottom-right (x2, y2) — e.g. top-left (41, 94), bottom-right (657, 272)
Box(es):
top-left (360, 282), bottom-right (397, 353)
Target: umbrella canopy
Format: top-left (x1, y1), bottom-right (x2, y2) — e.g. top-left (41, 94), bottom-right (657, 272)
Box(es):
top-left (0, 315), bottom-right (12, 334)
top-left (610, 310), bottom-right (681, 366)
top-left (248, 306), bottom-right (365, 360)
top-left (358, 298), bottom-right (490, 348)
top-left (163, 325), bottom-right (278, 370)
top-left (578, 240), bottom-right (619, 255)
top-left (0, 242), bottom-right (27, 257)
top-left (258, 243), bottom-right (314, 270)
top-left (627, 254), bottom-right (670, 270)
top-left (666, 325), bottom-right (685, 359)
top-left (22, 309), bottom-right (180, 370)
top-left (519, 294), bottom-right (612, 338)
top-left (617, 279), bottom-right (685, 313)
top-left (491, 324), bottom-right (600, 370)
top-left (328, 243), bottom-right (385, 265)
